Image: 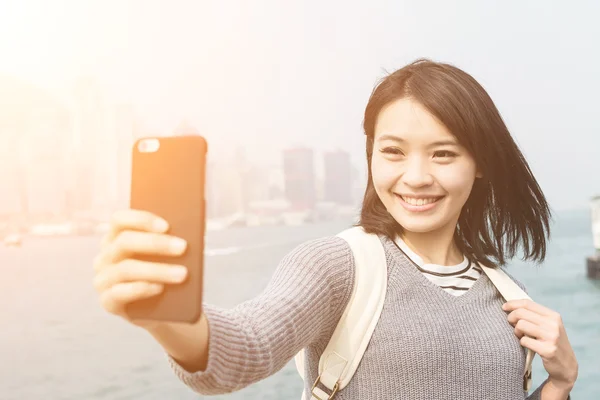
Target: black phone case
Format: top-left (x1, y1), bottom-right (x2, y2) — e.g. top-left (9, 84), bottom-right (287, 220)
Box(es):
top-left (126, 135), bottom-right (207, 323)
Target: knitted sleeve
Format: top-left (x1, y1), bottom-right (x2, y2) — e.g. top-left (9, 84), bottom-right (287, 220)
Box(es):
top-left (166, 236), bottom-right (354, 395)
top-left (526, 379), bottom-right (546, 399)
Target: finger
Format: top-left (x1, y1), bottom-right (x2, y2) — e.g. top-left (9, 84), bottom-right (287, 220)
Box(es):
top-left (105, 209), bottom-right (170, 246)
top-left (94, 231), bottom-right (187, 272)
top-left (100, 281), bottom-right (164, 315)
top-left (94, 259), bottom-right (188, 292)
top-left (102, 230), bottom-right (187, 265)
top-left (507, 308), bottom-right (545, 327)
top-left (92, 252), bottom-right (105, 272)
top-left (514, 324), bottom-right (525, 339)
top-left (520, 336), bottom-right (555, 358)
top-left (514, 320), bottom-right (544, 340)
top-left (502, 299), bottom-right (556, 317)
top-left (100, 232), bottom-right (113, 249)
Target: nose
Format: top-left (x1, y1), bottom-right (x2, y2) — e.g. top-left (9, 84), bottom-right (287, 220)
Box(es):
top-left (402, 157), bottom-right (434, 188)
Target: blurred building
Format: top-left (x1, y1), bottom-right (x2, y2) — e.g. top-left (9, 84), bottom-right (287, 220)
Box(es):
top-left (70, 77), bottom-right (110, 215)
top-left (242, 164), bottom-right (271, 205)
top-left (235, 147), bottom-right (273, 210)
top-left (323, 149), bottom-right (353, 205)
top-left (266, 165), bottom-right (285, 200)
top-left (0, 128), bottom-right (22, 217)
top-left (113, 105), bottom-right (136, 209)
top-left (0, 76), bottom-right (70, 220)
top-left (205, 160), bottom-right (244, 218)
top-left (205, 147), bottom-right (273, 219)
top-left (352, 164), bottom-right (367, 206)
top-left (283, 147), bottom-right (316, 210)
top-left (23, 105), bottom-right (71, 218)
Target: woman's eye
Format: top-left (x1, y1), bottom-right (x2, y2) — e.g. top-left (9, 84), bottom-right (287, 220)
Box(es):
top-left (381, 147), bottom-right (404, 156)
top-left (434, 150), bottom-right (457, 158)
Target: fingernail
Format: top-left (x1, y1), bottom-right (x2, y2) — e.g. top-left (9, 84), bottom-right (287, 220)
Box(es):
top-left (170, 237), bottom-right (187, 253)
top-left (153, 218), bottom-right (169, 232)
top-left (170, 266), bottom-right (188, 280)
top-left (502, 303), bottom-right (508, 310)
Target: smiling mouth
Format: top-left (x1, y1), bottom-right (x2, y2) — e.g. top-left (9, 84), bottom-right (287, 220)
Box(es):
top-left (397, 195), bottom-right (444, 206)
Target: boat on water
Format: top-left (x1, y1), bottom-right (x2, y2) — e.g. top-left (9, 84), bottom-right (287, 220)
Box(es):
top-left (587, 195), bottom-right (600, 279)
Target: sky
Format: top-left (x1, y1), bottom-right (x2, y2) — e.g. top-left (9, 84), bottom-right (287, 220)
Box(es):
top-left (0, 0), bottom-right (598, 210)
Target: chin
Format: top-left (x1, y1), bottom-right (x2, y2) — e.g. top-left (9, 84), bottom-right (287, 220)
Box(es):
top-left (393, 216), bottom-right (444, 234)
top-left (388, 203), bottom-right (449, 235)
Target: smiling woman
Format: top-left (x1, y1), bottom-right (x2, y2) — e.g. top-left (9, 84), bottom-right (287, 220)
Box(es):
top-left (91, 58), bottom-right (578, 400)
top-left (360, 59), bottom-right (551, 268)
top-left (372, 98), bottom-right (483, 257)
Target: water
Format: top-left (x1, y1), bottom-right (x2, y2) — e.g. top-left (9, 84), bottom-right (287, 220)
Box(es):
top-left (1, 212), bottom-right (598, 399)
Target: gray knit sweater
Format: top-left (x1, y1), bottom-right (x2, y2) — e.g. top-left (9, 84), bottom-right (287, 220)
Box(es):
top-left (168, 235), bottom-right (549, 399)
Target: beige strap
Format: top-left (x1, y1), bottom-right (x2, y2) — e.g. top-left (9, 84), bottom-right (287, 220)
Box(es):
top-left (298, 226), bottom-right (388, 399)
top-left (297, 237), bottom-right (535, 398)
top-left (480, 264), bottom-right (535, 391)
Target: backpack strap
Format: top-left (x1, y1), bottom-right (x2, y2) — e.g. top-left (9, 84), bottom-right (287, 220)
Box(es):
top-left (294, 226), bottom-right (388, 400)
top-left (294, 231), bottom-right (535, 398)
top-left (479, 264), bottom-right (535, 392)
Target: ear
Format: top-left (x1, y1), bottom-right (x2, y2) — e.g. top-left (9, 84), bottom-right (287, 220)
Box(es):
top-left (475, 170), bottom-right (483, 179)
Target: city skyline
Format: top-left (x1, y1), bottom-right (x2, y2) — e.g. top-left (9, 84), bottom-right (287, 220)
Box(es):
top-left (1, 1), bottom-right (599, 212)
top-left (0, 74), bottom-right (362, 226)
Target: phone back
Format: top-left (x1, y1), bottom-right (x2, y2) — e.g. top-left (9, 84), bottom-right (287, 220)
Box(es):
top-left (126, 135), bottom-right (207, 323)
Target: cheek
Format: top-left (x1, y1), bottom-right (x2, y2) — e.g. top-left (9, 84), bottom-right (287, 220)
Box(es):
top-left (437, 163), bottom-right (477, 197)
top-left (371, 156), bottom-right (399, 190)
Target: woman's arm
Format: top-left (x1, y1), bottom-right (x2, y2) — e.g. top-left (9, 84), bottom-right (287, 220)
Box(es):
top-left (163, 236), bottom-right (355, 395)
top-left (145, 313), bottom-right (210, 373)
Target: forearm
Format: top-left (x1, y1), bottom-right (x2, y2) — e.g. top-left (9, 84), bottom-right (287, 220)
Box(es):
top-left (540, 378), bottom-right (573, 400)
top-left (146, 313), bottom-right (210, 373)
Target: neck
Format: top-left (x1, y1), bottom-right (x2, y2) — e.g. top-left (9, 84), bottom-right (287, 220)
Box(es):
top-left (399, 224), bottom-right (463, 266)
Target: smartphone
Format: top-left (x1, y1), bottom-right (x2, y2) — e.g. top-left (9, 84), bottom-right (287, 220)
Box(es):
top-left (125, 135), bottom-right (207, 323)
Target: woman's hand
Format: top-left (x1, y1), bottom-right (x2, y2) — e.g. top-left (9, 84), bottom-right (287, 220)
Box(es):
top-left (92, 209), bottom-right (189, 328)
top-left (503, 299), bottom-right (578, 394)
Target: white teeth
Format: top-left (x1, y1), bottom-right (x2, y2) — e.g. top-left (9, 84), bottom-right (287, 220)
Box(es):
top-left (401, 196), bottom-right (439, 206)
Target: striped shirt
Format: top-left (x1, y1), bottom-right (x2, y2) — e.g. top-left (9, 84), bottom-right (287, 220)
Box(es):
top-left (393, 237), bottom-right (482, 296)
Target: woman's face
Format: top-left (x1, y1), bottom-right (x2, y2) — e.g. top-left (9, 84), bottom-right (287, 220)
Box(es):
top-left (371, 97), bottom-right (481, 235)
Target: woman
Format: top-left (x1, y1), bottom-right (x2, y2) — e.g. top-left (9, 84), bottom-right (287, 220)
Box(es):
top-left (92, 59), bottom-right (578, 399)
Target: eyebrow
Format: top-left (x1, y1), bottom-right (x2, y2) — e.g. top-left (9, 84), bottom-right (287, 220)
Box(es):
top-left (377, 134), bottom-right (458, 147)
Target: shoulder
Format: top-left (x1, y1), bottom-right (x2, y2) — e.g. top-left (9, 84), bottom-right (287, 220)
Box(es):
top-left (278, 235), bottom-right (355, 285)
top-left (282, 235), bottom-right (353, 266)
top-left (272, 234), bottom-right (356, 319)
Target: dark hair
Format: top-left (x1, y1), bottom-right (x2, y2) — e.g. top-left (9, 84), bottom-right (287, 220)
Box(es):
top-left (359, 58), bottom-right (552, 267)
